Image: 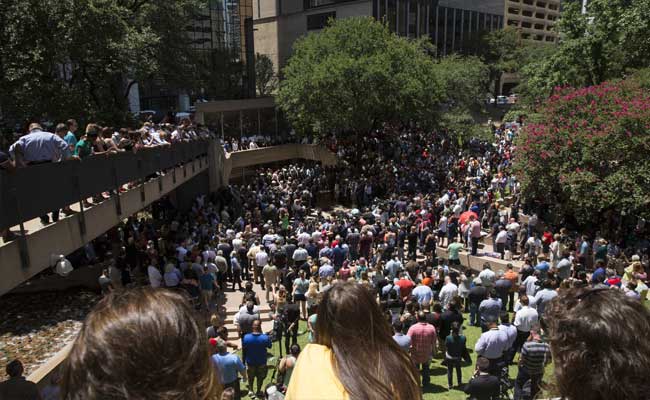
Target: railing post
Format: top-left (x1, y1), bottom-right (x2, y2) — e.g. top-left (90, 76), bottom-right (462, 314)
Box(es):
top-left (156, 152), bottom-right (163, 193)
top-left (10, 187), bottom-right (30, 270)
top-left (72, 174), bottom-right (87, 237)
top-left (111, 159), bottom-right (122, 216)
top-left (137, 158), bottom-right (146, 204)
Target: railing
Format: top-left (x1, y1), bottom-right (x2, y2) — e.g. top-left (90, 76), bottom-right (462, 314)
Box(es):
top-left (0, 140), bottom-right (210, 232)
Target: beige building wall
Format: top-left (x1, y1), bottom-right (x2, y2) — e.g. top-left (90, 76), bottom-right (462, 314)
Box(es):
top-left (253, 0), bottom-right (372, 72)
top-left (504, 0), bottom-right (560, 42)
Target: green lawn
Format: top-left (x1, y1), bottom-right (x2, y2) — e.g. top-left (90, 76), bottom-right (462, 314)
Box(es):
top-left (247, 313), bottom-right (554, 400)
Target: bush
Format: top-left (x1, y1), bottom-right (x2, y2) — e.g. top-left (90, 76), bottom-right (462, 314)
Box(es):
top-left (514, 71), bottom-right (650, 233)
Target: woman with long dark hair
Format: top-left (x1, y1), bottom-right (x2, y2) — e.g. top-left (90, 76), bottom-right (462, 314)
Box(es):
top-left (60, 288), bottom-right (221, 400)
top-left (286, 281), bottom-right (421, 400)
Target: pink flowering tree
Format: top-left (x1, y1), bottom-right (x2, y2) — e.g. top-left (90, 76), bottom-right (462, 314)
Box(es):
top-left (514, 73), bottom-right (650, 232)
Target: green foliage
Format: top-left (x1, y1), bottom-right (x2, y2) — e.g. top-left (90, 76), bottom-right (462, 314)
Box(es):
top-left (432, 55), bottom-right (490, 111)
top-left (478, 27), bottom-right (522, 95)
top-left (255, 53), bottom-right (277, 97)
top-left (519, 0), bottom-right (650, 104)
top-left (0, 0), bottom-right (205, 127)
top-left (277, 17), bottom-right (444, 136)
top-left (514, 71), bottom-right (650, 232)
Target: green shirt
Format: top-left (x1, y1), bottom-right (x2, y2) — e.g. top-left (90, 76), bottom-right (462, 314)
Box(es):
top-left (74, 139), bottom-right (92, 159)
top-left (447, 242), bottom-right (464, 260)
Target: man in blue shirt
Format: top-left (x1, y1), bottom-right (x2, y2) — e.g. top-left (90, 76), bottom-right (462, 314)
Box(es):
top-left (9, 123), bottom-right (76, 224)
top-left (534, 256), bottom-right (550, 280)
top-left (479, 289), bottom-right (502, 332)
top-left (242, 320), bottom-right (271, 398)
top-left (318, 261), bottom-right (335, 280)
top-left (212, 338), bottom-right (247, 400)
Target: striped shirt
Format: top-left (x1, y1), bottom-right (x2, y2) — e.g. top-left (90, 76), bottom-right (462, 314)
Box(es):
top-left (521, 340), bottom-right (552, 375)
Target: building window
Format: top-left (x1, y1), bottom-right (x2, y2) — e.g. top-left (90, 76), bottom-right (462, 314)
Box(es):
top-left (534, 23), bottom-right (544, 30)
top-left (508, 7), bottom-right (520, 15)
top-left (408, 1), bottom-right (417, 37)
top-left (307, 11), bottom-right (336, 30)
top-left (521, 21), bottom-right (532, 28)
top-left (537, 1), bottom-right (547, 7)
top-left (545, 36), bottom-right (555, 42)
top-left (522, 10), bottom-right (533, 17)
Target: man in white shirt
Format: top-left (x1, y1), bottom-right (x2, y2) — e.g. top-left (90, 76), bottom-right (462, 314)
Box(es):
top-left (522, 271), bottom-right (540, 297)
top-left (495, 226), bottom-right (508, 259)
top-left (478, 263), bottom-right (496, 289)
top-left (439, 276), bottom-right (459, 309)
top-left (513, 295), bottom-right (539, 352)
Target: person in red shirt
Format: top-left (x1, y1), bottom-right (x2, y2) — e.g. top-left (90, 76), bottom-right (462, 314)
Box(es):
top-left (542, 231), bottom-right (553, 256)
top-left (395, 272), bottom-right (415, 300)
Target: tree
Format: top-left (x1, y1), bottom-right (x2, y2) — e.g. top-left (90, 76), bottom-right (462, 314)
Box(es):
top-left (513, 71), bottom-right (650, 234)
top-left (255, 53), bottom-right (277, 97)
top-left (277, 17), bottom-right (444, 137)
top-left (432, 55), bottom-right (490, 111)
top-left (519, 0), bottom-right (650, 104)
top-left (0, 0), bottom-right (205, 127)
top-left (479, 27), bottom-right (522, 96)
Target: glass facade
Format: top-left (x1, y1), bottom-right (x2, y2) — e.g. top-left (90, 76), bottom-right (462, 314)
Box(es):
top-left (373, 0), bottom-right (504, 57)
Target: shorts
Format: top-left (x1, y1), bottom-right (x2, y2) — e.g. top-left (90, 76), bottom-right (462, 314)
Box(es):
top-left (294, 293), bottom-right (306, 301)
top-left (247, 364), bottom-right (268, 381)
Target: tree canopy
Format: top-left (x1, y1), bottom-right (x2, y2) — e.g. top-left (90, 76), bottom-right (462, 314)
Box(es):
top-left (277, 17), bottom-right (445, 136)
top-left (255, 53), bottom-right (277, 97)
top-left (514, 71), bottom-right (650, 234)
top-left (0, 0), bottom-right (205, 127)
top-left (519, 0), bottom-right (650, 103)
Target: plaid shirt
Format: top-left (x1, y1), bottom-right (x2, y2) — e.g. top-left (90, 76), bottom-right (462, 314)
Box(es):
top-left (407, 322), bottom-right (437, 364)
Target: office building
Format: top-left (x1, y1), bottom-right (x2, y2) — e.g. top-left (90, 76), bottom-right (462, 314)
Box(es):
top-left (138, 0), bottom-right (255, 114)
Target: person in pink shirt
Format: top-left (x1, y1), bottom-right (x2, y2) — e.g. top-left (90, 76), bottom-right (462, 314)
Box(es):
top-left (407, 312), bottom-right (438, 386)
top-left (469, 215), bottom-right (482, 256)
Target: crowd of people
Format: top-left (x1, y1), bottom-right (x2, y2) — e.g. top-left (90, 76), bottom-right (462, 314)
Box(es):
top-left (0, 118), bottom-right (213, 237)
top-left (2, 119), bottom-right (650, 400)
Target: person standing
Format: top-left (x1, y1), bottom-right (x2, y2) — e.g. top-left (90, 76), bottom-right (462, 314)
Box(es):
top-left (10, 123), bottom-right (75, 224)
top-left (64, 119), bottom-right (79, 152)
top-left (444, 322), bottom-right (466, 390)
top-left (479, 290), bottom-right (502, 332)
top-left (512, 295), bottom-right (538, 353)
top-left (513, 329), bottom-right (552, 400)
top-left (262, 262), bottom-right (279, 303)
top-left (447, 237), bottom-right (464, 268)
top-left (242, 320), bottom-right (272, 398)
top-left (0, 359), bottom-right (41, 400)
top-left (494, 270), bottom-right (513, 311)
top-left (282, 296), bottom-right (301, 355)
top-left (439, 276), bottom-right (458, 310)
top-left (474, 317), bottom-right (509, 375)
top-left (503, 264), bottom-right (519, 312)
top-left (212, 338), bottom-right (247, 400)
top-left (407, 312), bottom-right (438, 386)
top-left (469, 215), bottom-right (482, 256)
top-left (468, 279), bottom-right (487, 326)
top-left (464, 357), bottom-right (500, 400)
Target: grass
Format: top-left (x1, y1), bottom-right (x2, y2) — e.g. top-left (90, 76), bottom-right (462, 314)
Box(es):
top-left (237, 311), bottom-right (556, 400)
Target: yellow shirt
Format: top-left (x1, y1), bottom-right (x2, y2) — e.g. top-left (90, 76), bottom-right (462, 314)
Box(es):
top-left (286, 344), bottom-right (349, 400)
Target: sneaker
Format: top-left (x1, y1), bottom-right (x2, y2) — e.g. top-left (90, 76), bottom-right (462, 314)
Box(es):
top-left (247, 391), bottom-right (255, 398)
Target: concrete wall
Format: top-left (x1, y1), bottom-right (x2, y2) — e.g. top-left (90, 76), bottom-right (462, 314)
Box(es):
top-left (255, 0), bottom-right (373, 69)
top-left (0, 157), bottom-right (209, 297)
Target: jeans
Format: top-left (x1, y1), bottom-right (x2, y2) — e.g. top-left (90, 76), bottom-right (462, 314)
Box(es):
top-left (471, 237), bottom-right (480, 255)
top-left (446, 358), bottom-right (462, 387)
top-left (285, 324), bottom-right (298, 355)
top-left (417, 361), bottom-right (431, 386)
top-left (247, 364), bottom-right (268, 395)
top-left (514, 365), bottom-right (542, 400)
top-left (469, 303), bottom-right (480, 326)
